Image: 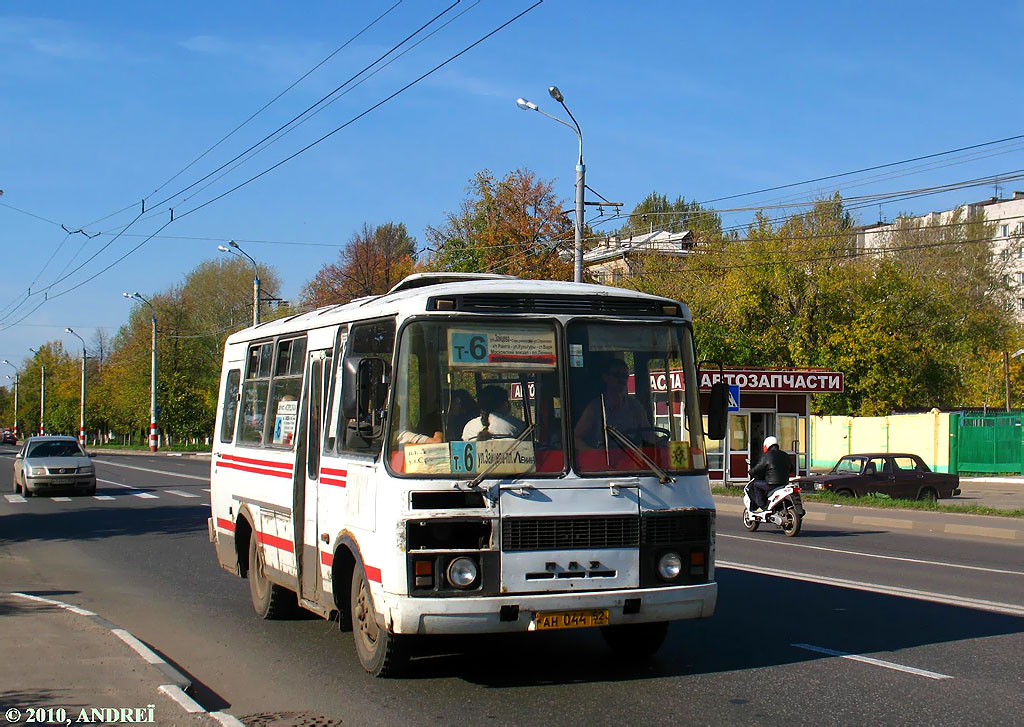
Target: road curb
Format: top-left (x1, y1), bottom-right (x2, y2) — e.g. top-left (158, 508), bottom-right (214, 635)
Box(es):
top-left (9, 592), bottom-right (243, 726)
top-left (714, 497), bottom-right (1024, 543)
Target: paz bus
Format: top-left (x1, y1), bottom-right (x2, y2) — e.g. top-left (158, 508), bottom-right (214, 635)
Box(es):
top-left (208, 273), bottom-right (728, 676)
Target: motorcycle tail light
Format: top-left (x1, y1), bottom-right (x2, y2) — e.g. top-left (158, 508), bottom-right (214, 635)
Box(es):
top-left (792, 486), bottom-right (801, 493)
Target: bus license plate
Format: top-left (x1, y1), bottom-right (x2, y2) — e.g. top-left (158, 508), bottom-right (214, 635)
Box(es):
top-left (533, 609), bottom-right (610, 630)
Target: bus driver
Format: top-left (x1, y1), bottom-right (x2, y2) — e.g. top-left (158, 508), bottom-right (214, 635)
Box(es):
top-left (574, 358), bottom-right (651, 449)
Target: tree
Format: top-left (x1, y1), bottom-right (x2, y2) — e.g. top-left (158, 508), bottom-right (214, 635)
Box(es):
top-left (619, 191), bottom-right (724, 242)
top-left (426, 169), bottom-right (574, 280)
top-left (302, 222), bottom-right (416, 307)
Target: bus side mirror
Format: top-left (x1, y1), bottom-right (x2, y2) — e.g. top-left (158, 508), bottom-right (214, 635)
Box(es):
top-left (706, 382), bottom-right (728, 440)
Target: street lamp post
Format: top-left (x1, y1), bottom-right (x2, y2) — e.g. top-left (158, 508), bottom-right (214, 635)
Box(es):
top-left (66, 328), bottom-right (88, 446)
top-left (28, 347), bottom-right (44, 436)
top-left (123, 292), bottom-right (159, 451)
top-left (2, 360), bottom-right (18, 439)
top-left (218, 240), bottom-right (261, 326)
top-left (517, 86), bottom-right (585, 283)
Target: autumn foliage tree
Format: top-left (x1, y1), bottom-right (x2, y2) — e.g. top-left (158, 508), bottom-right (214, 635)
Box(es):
top-left (426, 169), bottom-right (574, 280)
top-left (302, 222), bottom-right (416, 307)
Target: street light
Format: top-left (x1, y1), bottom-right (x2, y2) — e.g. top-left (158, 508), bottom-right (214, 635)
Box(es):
top-left (2, 359), bottom-right (18, 439)
top-left (123, 292), bottom-right (159, 451)
top-left (516, 85), bottom-right (585, 283)
top-left (28, 347), bottom-right (44, 436)
top-left (65, 328), bottom-right (88, 446)
top-left (218, 240), bottom-right (261, 326)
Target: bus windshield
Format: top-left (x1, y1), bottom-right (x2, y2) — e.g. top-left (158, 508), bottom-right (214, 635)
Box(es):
top-left (568, 321), bottom-right (706, 475)
top-left (388, 320), bottom-right (565, 477)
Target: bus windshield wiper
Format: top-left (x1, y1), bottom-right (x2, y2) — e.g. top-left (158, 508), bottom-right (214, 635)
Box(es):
top-left (605, 425), bottom-right (672, 484)
top-left (469, 424), bottom-right (536, 488)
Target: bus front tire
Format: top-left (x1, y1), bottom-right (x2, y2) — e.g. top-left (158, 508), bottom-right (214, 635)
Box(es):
top-left (351, 566), bottom-right (408, 677)
top-left (248, 536), bottom-right (296, 620)
top-left (601, 621), bottom-right (669, 659)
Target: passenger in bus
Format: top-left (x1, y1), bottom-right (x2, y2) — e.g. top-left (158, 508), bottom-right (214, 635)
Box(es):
top-left (461, 385), bottom-right (524, 441)
top-left (445, 389), bottom-right (477, 439)
top-left (574, 358), bottom-right (651, 449)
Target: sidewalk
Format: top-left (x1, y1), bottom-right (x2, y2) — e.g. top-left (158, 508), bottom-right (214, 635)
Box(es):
top-left (714, 496), bottom-right (1024, 543)
top-left (0, 593), bottom-right (239, 726)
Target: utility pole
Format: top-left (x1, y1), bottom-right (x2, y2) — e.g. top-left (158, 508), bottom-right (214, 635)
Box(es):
top-left (3, 359), bottom-right (18, 439)
top-left (28, 347), bottom-right (44, 435)
top-left (123, 293), bottom-right (159, 451)
top-left (66, 328), bottom-right (87, 446)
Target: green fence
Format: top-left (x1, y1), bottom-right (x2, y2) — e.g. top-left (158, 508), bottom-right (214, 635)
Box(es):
top-left (954, 413), bottom-right (1024, 474)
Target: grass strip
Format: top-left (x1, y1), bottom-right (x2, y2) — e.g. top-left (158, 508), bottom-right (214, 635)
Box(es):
top-left (711, 486), bottom-right (1024, 519)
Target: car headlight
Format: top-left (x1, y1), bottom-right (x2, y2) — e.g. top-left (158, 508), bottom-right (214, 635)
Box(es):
top-left (446, 557), bottom-right (479, 589)
top-left (78, 465), bottom-right (94, 473)
top-left (29, 467), bottom-right (46, 476)
top-left (657, 552), bottom-right (682, 580)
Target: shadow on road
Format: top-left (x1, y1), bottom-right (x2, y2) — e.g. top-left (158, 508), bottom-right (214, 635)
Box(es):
top-left (391, 568), bottom-right (1024, 686)
top-left (0, 505), bottom-right (208, 544)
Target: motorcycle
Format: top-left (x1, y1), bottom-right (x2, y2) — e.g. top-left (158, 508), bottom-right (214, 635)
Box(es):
top-left (742, 478), bottom-right (805, 537)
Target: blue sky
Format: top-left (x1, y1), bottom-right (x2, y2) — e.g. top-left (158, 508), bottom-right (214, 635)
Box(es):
top-left (3, 0), bottom-right (1024, 363)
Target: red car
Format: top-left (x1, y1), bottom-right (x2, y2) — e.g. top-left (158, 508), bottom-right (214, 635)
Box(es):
top-left (793, 453), bottom-right (960, 502)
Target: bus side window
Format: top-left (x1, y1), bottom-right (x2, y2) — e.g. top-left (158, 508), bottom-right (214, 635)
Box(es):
top-left (220, 369), bottom-right (241, 444)
top-left (324, 329), bottom-right (348, 454)
top-left (238, 342), bottom-right (273, 446)
top-left (339, 318), bottom-right (395, 453)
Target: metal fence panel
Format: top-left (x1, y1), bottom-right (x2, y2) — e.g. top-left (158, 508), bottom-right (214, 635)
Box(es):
top-left (956, 413), bottom-right (1023, 474)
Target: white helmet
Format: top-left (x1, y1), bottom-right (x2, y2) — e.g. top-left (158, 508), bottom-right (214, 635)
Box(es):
top-left (762, 436), bottom-right (778, 452)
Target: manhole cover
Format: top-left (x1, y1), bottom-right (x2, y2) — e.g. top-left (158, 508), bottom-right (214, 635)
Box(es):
top-left (240, 712), bottom-right (345, 727)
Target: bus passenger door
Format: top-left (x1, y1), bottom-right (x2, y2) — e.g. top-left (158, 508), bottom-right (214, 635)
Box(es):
top-left (299, 350), bottom-right (330, 603)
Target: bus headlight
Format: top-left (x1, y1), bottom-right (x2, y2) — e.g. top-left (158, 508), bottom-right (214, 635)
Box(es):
top-left (446, 557), bottom-right (478, 589)
top-left (657, 552), bottom-right (682, 581)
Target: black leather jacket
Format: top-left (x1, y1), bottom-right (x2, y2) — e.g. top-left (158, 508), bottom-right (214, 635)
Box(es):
top-left (749, 445), bottom-right (791, 485)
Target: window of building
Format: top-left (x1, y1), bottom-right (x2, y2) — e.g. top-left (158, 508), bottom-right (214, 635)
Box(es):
top-left (1001, 225), bottom-right (1010, 238)
top-left (1017, 272), bottom-right (1024, 286)
top-left (1018, 298), bottom-right (1024, 312)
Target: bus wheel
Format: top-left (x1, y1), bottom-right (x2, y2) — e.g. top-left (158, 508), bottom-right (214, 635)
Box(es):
top-left (351, 566), bottom-right (408, 677)
top-left (248, 536), bottom-right (295, 620)
top-left (601, 621), bottom-right (669, 659)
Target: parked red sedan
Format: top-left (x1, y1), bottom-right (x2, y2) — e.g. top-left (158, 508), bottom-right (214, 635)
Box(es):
top-left (793, 453), bottom-right (960, 502)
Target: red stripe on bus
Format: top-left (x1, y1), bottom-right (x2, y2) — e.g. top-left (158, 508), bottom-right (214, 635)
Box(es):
top-left (256, 531), bottom-right (294, 553)
top-left (218, 461), bottom-right (293, 479)
top-left (321, 467), bottom-right (348, 477)
top-left (321, 477), bottom-right (347, 488)
top-left (218, 453), bottom-right (293, 470)
top-left (320, 551), bottom-right (333, 566)
top-left (365, 565), bottom-right (382, 583)
top-left (217, 518), bottom-right (235, 532)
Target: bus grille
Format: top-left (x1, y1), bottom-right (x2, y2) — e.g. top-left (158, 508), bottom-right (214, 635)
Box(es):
top-left (502, 516), bottom-right (640, 551)
top-left (641, 510), bottom-right (711, 544)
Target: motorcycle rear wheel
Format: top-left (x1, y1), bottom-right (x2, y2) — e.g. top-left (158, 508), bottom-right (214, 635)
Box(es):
top-left (781, 505), bottom-right (802, 537)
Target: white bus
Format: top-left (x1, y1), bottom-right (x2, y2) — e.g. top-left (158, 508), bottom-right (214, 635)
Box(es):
top-left (209, 273), bottom-right (727, 676)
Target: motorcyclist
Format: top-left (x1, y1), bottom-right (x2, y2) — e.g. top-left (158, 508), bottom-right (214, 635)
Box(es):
top-left (748, 436), bottom-right (791, 513)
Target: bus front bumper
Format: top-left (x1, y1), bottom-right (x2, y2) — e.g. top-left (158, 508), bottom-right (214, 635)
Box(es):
top-left (384, 582), bottom-right (717, 635)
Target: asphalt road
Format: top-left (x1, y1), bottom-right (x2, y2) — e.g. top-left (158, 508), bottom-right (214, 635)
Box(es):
top-left (1, 448), bottom-right (1022, 726)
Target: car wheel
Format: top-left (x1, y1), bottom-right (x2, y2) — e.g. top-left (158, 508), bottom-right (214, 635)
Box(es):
top-left (84, 484), bottom-right (96, 496)
top-left (601, 621), bottom-right (669, 659)
top-left (351, 565), bottom-right (408, 677)
top-left (247, 535), bottom-right (296, 620)
top-left (836, 489), bottom-right (854, 498)
top-left (741, 508), bottom-right (760, 532)
top-left (918, 488), bottom-right (938, 505)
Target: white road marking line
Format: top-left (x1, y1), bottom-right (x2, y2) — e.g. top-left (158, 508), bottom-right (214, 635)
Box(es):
top-left (112, 628), bottom-right (164, 664)
top-left (157, 685), bottom-right (205, 714)
top-left (97, 478), bottom-right (134, 488)
top-left (718, 533), bottom-right (1024, 576)
top-left (165, 489), bottom-right (200, 498)
top-left (4, 494), bottom-right (26, 503)
top-left (133, 492), bottom-right (159, 499)
top-left (93, 495), bottom-right (115, 501)
top-left (717, 561), bottom-right (1024, 617)
top-left (50, 496), bottom-right (72, 502)
top-left (792, 643), bottom-right (953, 680)
top-left (12, 592), bottom-right (95, 616)
top-left (93, 458), bottom-right (208, 481)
